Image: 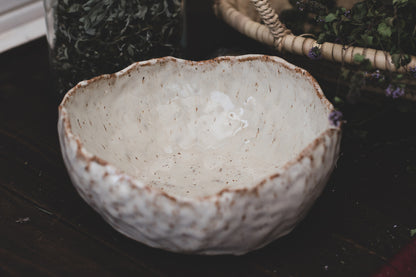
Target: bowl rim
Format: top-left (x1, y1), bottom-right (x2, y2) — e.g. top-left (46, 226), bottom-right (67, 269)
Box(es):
top-left (58, 54), bottom-right (341, 203)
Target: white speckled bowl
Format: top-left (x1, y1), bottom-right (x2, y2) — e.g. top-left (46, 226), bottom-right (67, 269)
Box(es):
top-left (58, 55), bottom-right (341, 255)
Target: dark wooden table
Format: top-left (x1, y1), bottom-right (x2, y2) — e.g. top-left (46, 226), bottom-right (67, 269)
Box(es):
top-left (1, 3), bottom-right (416, 276)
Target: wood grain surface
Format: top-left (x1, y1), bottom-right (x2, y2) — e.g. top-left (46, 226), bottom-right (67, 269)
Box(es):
top-left (1, 3), bottom-right (416, 275)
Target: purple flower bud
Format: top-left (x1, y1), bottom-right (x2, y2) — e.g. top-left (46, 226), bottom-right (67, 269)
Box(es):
top-left (344, 10), bottom-right (351, 18)
top-left (385, 84), bottom-right (405, 99)
top-left (308, 46), bottom-right (322, 60)
top-left (409, 66), bottom-right (416, 78)
top-left (385, 84), bottom-right (394, 97)
top-left (296, 1), bottom-right (304, 11)
top-left (392, 87), bottom-right (405, 99)
top-left (329, 110), bottom-right (343, 127)
top-left (371, 70), bottom-right (381, 79)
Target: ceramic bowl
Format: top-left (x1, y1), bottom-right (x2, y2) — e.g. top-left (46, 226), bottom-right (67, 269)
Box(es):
top-left (58, 55), bottom-right (341, 255)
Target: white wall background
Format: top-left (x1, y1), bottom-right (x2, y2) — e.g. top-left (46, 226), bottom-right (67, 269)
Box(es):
top-left (0, 0), bottom-right (45, 53)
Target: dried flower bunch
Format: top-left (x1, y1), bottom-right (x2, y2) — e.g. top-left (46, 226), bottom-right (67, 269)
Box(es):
top-left (280, 0), bottom-right (416, 100)
top-left (49, 0), bottom-right (183, 95)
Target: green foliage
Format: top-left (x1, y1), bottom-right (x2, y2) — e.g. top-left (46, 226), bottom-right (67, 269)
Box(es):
top-left (377, 22), bottom-right (392, 38)
top-left (353, 54), bottom-right (365, 64)
top-left (282, 0), bottom-right (416, 58)
top-left (320, 0), bottom-right (415, 59)
top-left (324, 13), bottom-right (337, 23)
top-left (50, 0), bottom-right (183, 95)
top-left (280, 0), bottom-right (416, 101)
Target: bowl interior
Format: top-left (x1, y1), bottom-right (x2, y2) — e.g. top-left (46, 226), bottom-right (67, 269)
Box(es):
top-left (63, 57), bottom-right (332, 198)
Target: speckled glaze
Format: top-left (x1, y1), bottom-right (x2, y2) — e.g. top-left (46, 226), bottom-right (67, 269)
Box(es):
top-left (58, 55), bottom-right (341, 255)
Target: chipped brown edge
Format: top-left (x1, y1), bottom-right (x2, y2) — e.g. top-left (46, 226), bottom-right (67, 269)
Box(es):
top-left (58, 55), bottom-right (341, 204)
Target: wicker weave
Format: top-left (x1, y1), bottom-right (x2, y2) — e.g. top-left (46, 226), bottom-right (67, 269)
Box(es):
top-left (214, 0), bottom-right (416, 73)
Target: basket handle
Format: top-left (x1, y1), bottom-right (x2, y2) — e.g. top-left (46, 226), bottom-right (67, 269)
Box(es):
top-left (249, 0), bottom-right (291, 51)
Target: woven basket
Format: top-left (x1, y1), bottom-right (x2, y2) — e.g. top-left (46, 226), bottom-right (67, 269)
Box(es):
top-left (214, 0), bottom-right (416, 73)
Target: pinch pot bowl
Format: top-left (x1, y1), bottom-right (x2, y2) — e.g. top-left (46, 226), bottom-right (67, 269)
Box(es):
top-left (58, 55), bottom-right (341, 255)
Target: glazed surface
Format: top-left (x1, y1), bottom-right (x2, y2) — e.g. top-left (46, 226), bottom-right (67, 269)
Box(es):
top-left (65, 58), bottom-right (331, 197)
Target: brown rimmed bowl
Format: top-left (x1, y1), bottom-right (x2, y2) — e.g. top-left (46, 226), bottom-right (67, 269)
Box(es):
top-left (58, 55), bottom-right (341, 255)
